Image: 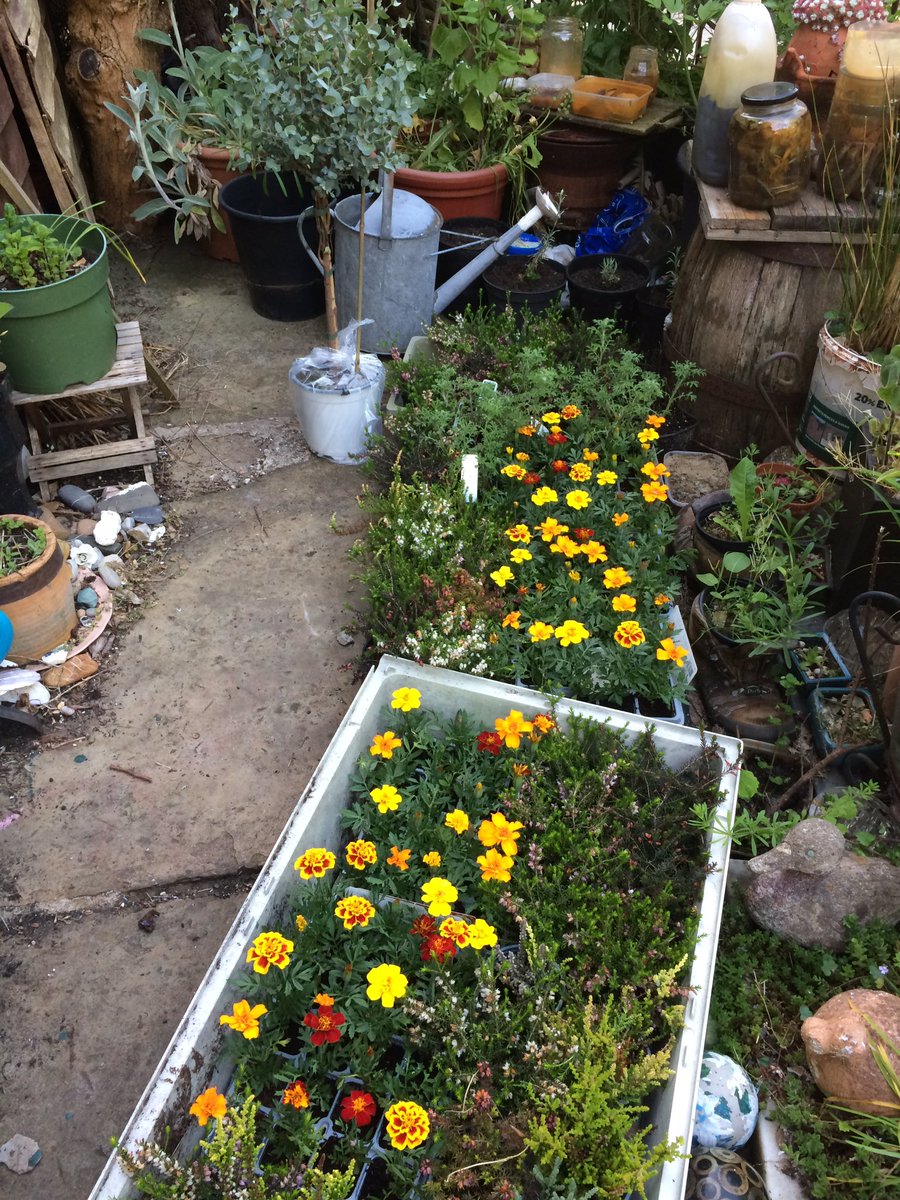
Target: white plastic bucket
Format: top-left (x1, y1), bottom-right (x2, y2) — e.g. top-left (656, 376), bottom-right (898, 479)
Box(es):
top-left (290, 363), bottom-right (385, 465)
top-left (797, 324), bottom-right (884, 463)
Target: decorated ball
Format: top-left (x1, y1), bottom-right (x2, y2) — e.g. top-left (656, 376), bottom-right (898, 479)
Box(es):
top-left (692, 1052), bottom-right (759, 1150)
top-left (686, 1148), bottom-right (769, 1200)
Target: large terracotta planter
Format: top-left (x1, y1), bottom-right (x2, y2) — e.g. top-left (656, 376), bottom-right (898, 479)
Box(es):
top-left (0, 515), bottom-right (76, 663)
top-left (393, 163), bottom-right (507, 220)
top-left (776, 26), bottom-right (846, 119)
top-left (196, 145), bottom-right (244, 263)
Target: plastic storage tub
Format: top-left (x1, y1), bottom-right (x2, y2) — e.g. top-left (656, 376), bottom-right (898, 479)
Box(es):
top-left (571, 76), bottom-right (653, 122)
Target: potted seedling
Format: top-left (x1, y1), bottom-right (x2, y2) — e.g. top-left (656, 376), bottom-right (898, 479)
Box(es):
top-left (0, 515), bottom-right (76, 662)
top-left (482, 232), bottom-right (566, 318)
top-left (566, 252), bottom-right (651, 324)
top-left (692, 456), bottom-right (758, 572)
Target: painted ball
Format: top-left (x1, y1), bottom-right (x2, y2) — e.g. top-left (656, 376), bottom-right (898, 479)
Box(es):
top-left (692, 1052), bottom-right (759, 1150)
top-left (686, 1148), bottom-right (769, 1200)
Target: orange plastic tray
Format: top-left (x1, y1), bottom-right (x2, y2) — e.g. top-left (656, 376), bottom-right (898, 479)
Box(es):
top-left (571, 76), bottom-right (653, 123)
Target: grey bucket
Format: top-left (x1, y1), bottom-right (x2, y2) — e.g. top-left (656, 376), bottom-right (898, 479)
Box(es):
top-left (332, 192), bottom-right (442, 354)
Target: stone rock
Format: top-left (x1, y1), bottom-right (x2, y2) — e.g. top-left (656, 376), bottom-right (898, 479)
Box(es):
top-left (75, 587), bottom-right (99, 609)
top-left (336, 630), bottom-right (354, 647)
top-left (43, 654), bottom-right (99, 689)
top-left (56, 484), bottom-right (97, 514)
top-left (744, 818), bottom-right (900, 951)
top-left (76, 518), bottom-right (96, 537)
top-left (130, 504), bottom-right (164, 525)
top-left (802, 989), bottom-right (900, 1116)
top-left (0, 1133), bottom-right (42, 1173)
top-left (97, 563), bottom-right (124, 589)
top-left (693, 1051), bottom-right (759, 1150)
top-left (93, 510), bottom-right (122, 547)
top-left (99, 482), bottom-right (159, 514)
top-left (686, 1148), bottom-right (768, 1200)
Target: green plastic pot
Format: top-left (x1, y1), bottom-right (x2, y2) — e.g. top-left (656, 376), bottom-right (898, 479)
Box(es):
top-left (0, 216), bottom-right (116, 394)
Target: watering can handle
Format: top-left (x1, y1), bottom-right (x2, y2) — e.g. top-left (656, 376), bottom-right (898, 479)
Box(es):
top-left (297, 205), bottom-right (332, 276)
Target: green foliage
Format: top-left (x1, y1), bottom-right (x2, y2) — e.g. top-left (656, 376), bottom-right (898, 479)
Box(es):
top-left (0, 204), bottom-right (81, 288)
top-left (728, 456), bottom-right (758, 544)
top-left (0, 517), bottom-right (45, 576)
top-left (529, 1157), bottom-right (599, 1200)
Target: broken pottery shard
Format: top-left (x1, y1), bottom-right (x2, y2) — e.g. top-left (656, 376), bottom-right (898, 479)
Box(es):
top-left (0, 1133), bottom-right (42, 1173)
top-left (93, 511), bottom-right (122, 547)
top-left (56, 484), bottom-right (97, 514)
top-left (43, 654), bottom-right (99, 689)
top-left (99, 483), bottom-right (159, 514)
top-left (0, 669), bottom-right (40, 703)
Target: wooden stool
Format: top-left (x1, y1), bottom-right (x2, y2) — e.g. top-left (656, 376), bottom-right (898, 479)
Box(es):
top-left (11, 320), bottom-right (157, 502)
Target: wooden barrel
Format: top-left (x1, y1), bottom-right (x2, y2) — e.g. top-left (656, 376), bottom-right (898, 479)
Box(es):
top-left (667, 230), bottom-right (842, 457)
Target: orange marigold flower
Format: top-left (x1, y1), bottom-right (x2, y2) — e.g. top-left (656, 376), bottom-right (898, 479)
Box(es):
top-left (494, 709), bottom-right (533, 748)
top-left (533, 713), bottom-right (555, 734)
top-left (654, 593), bottom-right (672, 607)
top-left (581, 540), bottom-right (608, 564)
top-left (370, 730), bottom-right (402, 759)
top-left (523, 472), bottom-right (542, 486)
top-left (346, 840), bottom-right (377, 870)
top-left (478, 811), bottom-right (524, 856)
top-left (535, 581), bottom-right (546, 591)
top-left (334, 895), bottom-right (377, 929)
top-left (603, 566), bottom-right (633, 590)
top-left (294, 847), bottom-right (336, 879)
top-left (640, 460), bottom-right (669, 479)
top-left (551, 458), bottom-right (569, 472)
top-left (612, 593), bottom-right (637, 613)
top-left (501, 463), bottom-right (527, 480)
top-left (645, 414), bottom-right (666, 428)
top-left (536, 516), bottom-right (568, 541)
top-left (551, 535), bottom-right (580, 557)
top-left (440, 916), bottom-right (472, 948)
top-left (561, 404), bottom-right (581, 420)
top-left (641, 481), bottom-right (669, 503)
top-left (477, 848), bottom-right (515, 883)
top-left (515, 451), bottom-right (530, 462)
top-left (569, 462), bottom-right (592, 482)
top-left (313, 992), bottom-right (335, 1006)
top-left (283, 1081), bottom-right (310, 1109)
top-left (657, 637), bottom-right (689, 668)
top-left (612, 512), bottom-right (629, 526)
top-left (502, 610), bottom-right (522, 629)
top-left (190, 1087), bottom-right (227, 1127)
top-left (583, 449), bottom-right (599, 462)
top-left (512, 762), bottom-right (530, 776)
top-left (385, 1101), bottom-right (430, 1151)
top-left (247, 931), bottom-right (293, 974)
top-left (517, 425), bottom-right (536, 436)
top-left (219, 999), bottom-right (268, 1040)
top-left (614, 620), bottom-right (646, 648)
top-left (295, 914), bottom-right (308, 934)
top-left (387, 845), bottom-right (411, 871)
top-left (506, 523), bottom-right (531, 543)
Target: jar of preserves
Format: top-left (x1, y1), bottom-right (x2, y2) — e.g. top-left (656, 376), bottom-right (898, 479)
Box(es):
top-left (539, 17), bottom-right (583, 78)
top-left (623, 46), bottom-right (660, 98)
top-left (728, 82), bottom-right (812, 208)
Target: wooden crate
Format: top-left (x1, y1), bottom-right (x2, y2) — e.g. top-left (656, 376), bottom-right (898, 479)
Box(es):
top-left (698, 177), bottom-right (868, 243)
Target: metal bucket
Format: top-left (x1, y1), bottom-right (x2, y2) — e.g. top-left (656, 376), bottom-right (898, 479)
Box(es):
top-left (333, 192), bottom-right (442, 354)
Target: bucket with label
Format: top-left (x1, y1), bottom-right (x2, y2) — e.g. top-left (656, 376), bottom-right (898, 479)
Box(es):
top-left (796, 323), bottom-right (884, 463)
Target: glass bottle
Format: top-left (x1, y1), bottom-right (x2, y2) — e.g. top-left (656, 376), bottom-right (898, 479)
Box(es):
top-left (692, 0), bottom-right (777, 186)
top-left (539, 17), bottom-right (584, 79)
top-left (729, 82), bottom-right (812, 207)
top-left (623, 46), bottom-right (660, 98)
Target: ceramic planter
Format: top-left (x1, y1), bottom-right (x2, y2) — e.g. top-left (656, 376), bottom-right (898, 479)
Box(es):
top-left (393, 164), bottom-right (508, 221)
top-left (788, 633), bottom-right (851, 693)
top-left (807, 685), bottom-right (881, 764)
top-left (90, 656), bottom-right (741, 1200)
top-left (0, 514), bottom-right (77, 662)
top-left (0, 216), bottom-right (116, 394)
top-left (196, 145), bottom-right (245, 263)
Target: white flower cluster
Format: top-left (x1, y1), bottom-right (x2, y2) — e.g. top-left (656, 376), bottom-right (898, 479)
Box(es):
top-left (792, 0), bottom-right (885, 33)
top-left (391, 494), bottom-right (464, 563)
top-left (397, 605), bottom-right (491, 676)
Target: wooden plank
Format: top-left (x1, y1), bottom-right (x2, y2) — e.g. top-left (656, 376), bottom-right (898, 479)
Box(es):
top-left (0, 151), bottom-right (36, 211)
top-left (697, 178), bottom-right (771, 231)
top-left (702, 224), bottom-right (867, 244)
top-left (27, 437), bottom-right (157, 481)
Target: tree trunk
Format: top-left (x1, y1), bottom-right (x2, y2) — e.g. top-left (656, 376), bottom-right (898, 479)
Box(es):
top-left (314, 189), bottom-right (339, 348)
top-left (64, 0), bottom-right (166, 228)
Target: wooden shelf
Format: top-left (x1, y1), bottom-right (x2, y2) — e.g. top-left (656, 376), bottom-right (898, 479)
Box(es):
top-left (698, 177), bottom-right (868, 244)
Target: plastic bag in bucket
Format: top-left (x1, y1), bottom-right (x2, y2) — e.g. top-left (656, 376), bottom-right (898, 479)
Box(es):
top-left (289, 320), bottom-right (385, 465)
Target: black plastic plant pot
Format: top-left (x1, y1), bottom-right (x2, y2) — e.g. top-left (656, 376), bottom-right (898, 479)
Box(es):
top-left (635, 282), bottom-right (670, 367)
top-left (788, 633), bottom-right (852, 694)
top-left (630, 693), bottom-right (687, 725)
top-left (566, 254), bottom-right (651, 323)
top-left (654, 406), bottom-right (698, 454)
top-left (692, 492), bottom-right (754, 558)
top-left (807, 686), bottom-right (882, 765)
top-left (436, 217), bottom-right (506, 313)
top-left (695, 580), bottom-right (779, 653)
top-left (219, 172), bottom-right (325, 321)
top-left (482, 257), bottom-right (566, 319)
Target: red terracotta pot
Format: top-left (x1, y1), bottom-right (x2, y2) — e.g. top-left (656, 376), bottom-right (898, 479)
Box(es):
top-left (755, 461), bottom-right (825, 516)
top-left (393, 163), bottom-right (508, 221)
top-left (197, 145), bottom-right (245, 262)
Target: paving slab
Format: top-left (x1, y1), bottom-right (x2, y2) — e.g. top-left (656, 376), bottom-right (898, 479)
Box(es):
top-left (3, 460), bottom-right (365, 907)
top-left (0, 892), bottom-right (245, 1200)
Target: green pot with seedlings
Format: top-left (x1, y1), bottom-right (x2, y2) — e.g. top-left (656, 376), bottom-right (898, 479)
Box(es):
top-left (0, 208), bottom-right (117, 394)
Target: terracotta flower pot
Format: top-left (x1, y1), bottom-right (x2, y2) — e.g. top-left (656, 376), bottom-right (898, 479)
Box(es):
top-left (0, 515), bottom-right (76, 663)
top-left (776, 26), bottom-right (846, 119)
top-left (393, 163), bottom-right (508, 221)
top-left (755, 461), bottom-right (825, 516)
top-left (196, 145), bottom-right (245, 263)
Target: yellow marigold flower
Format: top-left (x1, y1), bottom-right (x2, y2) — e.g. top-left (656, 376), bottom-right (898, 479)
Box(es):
top-left (533, 713), bottom-right (555, 734)
top-left (612, 512), bottom-right (629, 526)
top-left (478, 848), bottom-right (514, 883)
top-left (515, 451), bottom-right (530, 462)
top-left (517, 425), bottom-right (536, 436)
top-left (657, 637), bottom-right (689, 668)
top-left (370, 784), bottom-right (402, 813)
top-left (510, 547), bottom-right (532, 564)
top-left (190, 1087), bottom-right (226, 1127)
top-left (536, 516), bottom-right (568, 541)
top-left (501, 463), bottom-right (527, 480)
top-left (581, 540), bottom-right (608, 564)
top-left (569, 462), bottom-right (592, 483)
top-left (583, 448), bottom-right (599, 462)
top-left (569, 569), bottom-right (581, 582)
top-left (502, 610), bottom-right (522, 629)
top-left (528, 620), bottom-right (554, 643)
top-left (478, 811), bottom-right (524, 856)
top-left (283, 1081), bottom-right (310, 1110)
top-left (445, 809), bottom-right (470, 835)
top-left (390, 686), bottom-right (421, 712)
top-left (490, 565), bottom-right (514, 588)
top-left (421, 876), bottom-right (459, 917)
top-left (531, 486), bottom-right (558, 507)
top-left (512, 762), bottom-right (530, 776)
top-left (641, 480), bottom-right (669, 503)
top-left (294, 847), bottom-right (336, 879)
top-left (469, 918), bottom-right (498, 949)
top-left (247, 931), bottom-right (293, 975)
top-left (366, 963), bottom-right (409, 1008)
top-left (640, 461), bottom-right (669, 479)
top-left (423, 851), bottom-right (442, 868)
top-left (440, 916), bottom-right (471, 948)
top-left (535, 581), bottom-right (546, 592)
top-left (551, 535), bottom-right (580, 557)
top-left (603, 566), bottom-right (633, 590)
top-left (565, 489), bottom-right (591, 510)
top-left (595, 470), bottom-right (618, 486)
top-left (295, 913), bottom-right (308, 933)
top-left (334, 895), bottom-right (377, 929)
top-left (614, 620), bottom-right (646, 648)
top-left (654, 593), bottom-right (672, 607)
top-left (554, 619), bottom-right (590, 647)
top-left (370, 730), bottom-right (402, 759)
top-left (346, 840), bottom-right (377, 870)
top-left (505, 446), bottom-right (513, 455)
top-left (387, 845), bottom-right (411, 870)
top-left (385, 1100), bottom-right (430, 1150)
top-left (541, 411), bottom-right (562, 424)
top-left (646, 414), bottom-right (666, 428)
top-left (612, 593), bottom-right (637, 613)
top-left (489, 632), bottom-right (499, 644)
top-left (506, 523), bottom-right (531, 543)
top-left (494, 709), bottom-right (533, 748)
top-left (220, 999), bottom-right (268, 1040)
top-left (637, 427), bottom-right (660, 445)
top-left (561, 404), bottom-right (581, 420)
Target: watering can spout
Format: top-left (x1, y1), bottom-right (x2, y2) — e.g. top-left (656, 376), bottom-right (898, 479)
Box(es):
top-left (432, 189), bottom-right (561, 316)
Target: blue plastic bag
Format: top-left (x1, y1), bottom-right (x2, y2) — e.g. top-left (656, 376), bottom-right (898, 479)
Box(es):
top-left (575, 188), bottom-right (649, 256)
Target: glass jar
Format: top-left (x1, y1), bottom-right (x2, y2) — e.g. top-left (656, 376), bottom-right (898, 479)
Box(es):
top-left (728, 82), bottom-right (812, 208)
top-left (539, 17), bottom-right (583, 79)
top-left (623, 46), bottom-right (660, 98)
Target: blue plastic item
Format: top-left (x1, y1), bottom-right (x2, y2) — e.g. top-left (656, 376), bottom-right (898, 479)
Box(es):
top-left (0, 610), bottom-right (13, 662)
top-left (505, 232), bottom-right (542, 256)
top-left (576, 188), bottom-right (650, 257)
